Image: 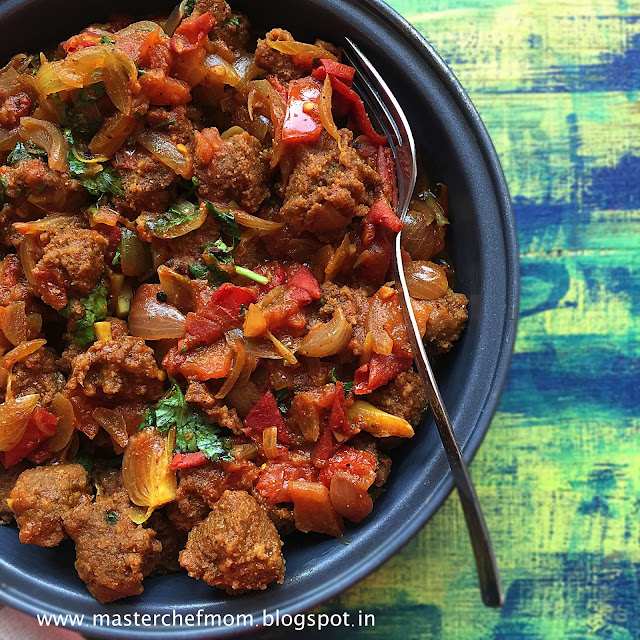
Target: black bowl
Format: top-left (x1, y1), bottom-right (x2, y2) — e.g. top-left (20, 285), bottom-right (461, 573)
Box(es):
top-left (0, 0), bottom-right (519, 637)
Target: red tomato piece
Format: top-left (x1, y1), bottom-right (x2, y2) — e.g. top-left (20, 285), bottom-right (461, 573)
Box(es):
top-left (312, 424), bottom-right (340, 466)
top-left (244, 391), bottom-right (291, 445)
top-left (2, 407), bottom-right (58, 468)
top-left (255, 460), bottom-right (318, 503)
top-left (170, 12), bottom-right (215, 54)
top-left (318, 446), bottom-right (378, 489)
top-left (354, 353), bottom-right (413, 394)
top-left (139, 69), bottom-right (191, 106)
top-left (286, 264), bottom-right (322, 305)
top-left (170, 451), bottom-right (208, 470)
top-left (367, 196), bottom-right (403, 233)
top-left (311, 59), bottom-right (355, 85)
top-left (329, 382), bottom-right (349, 434)
top-left (282, 77), bottom-right (323, 145)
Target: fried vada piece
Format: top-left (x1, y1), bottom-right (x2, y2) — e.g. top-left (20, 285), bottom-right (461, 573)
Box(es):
top-left (9, 463), bottom-right (91, 547)
top-left (66, 335), bottom-right (165, 403)
top-left (63, 490), bottom-right (162, 603)
top-left (0, 461), bottom-right (29, 525)
top-left (179, 490), bottom-right (285, 594)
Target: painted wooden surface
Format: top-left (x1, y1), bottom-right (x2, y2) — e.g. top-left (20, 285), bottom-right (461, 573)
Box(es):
top-left (311, 1), bottom-right (640, 638)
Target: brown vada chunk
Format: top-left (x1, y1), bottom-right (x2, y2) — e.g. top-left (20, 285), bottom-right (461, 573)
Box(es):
top-left (179, 490), bottom-right (285, 594)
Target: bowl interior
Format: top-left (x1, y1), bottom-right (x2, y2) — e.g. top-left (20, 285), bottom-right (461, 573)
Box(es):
top-left (0, 0), bottom-right (518, 637)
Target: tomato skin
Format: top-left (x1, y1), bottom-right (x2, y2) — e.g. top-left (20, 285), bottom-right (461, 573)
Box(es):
top-left (170, 12), bottom-right (216, 54)
top-left (365, 196), bottom-right (403, 233)
top-left (318, 446), bottom-right (377, 489)
top-left (170, 451), bottom-right (207, 470)
top-left (282, 77), bottom-right (323, 145)
top-left (311, 59), bottom-right (355, 85)
top-left (1, 407), bottom-right (58, 468)
top-left (244, 391), bottom-right (291, 445)
top-left (255, 459), bottom-right (318, 503)
top-left (286, 264), bottom-right (322, 305)
top-left (354, 353), bottom-right (413, 395)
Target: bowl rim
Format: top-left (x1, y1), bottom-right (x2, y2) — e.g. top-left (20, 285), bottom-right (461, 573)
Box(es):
top-left (0, 0), bottom-right (519, 636)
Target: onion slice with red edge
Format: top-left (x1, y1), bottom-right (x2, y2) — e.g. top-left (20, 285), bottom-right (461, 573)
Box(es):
top-left (129, 284), bottom-right (186, 340)
top-left (298, 308), bottom-right (352, 357)
top-left (0, 394), bottom-right (39, 451)
top-left (138, 129), bottom-right (193, 178)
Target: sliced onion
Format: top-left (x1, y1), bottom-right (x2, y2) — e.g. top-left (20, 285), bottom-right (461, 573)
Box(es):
top-left (215, 331), bottom-right (245, 399)
top-left (263, 426), bottom-right (279, 459)
top-left (267, 331), bottom-right (298, 365)
top-left (0, 393), bottom-right (39, 451)
top-left (243, 303), bottom-right (267, 338)
top-left (232, 442), bottom-right (259, 460)
top-left (244, 337), bottom-right (283, 360)
top-left (365, 294), bottom-right (393, 356)
top-left (89, 112), bottom-right (136, 157)
top-left (298, 308), bottom-right (352, 357)
top-left (14, 215), bottom-right (81, 235)
top-left (404, 260), bottom-right (449, 301)
top-left (246, 79), bottom-right (285, 167)
top-left (45, 393), bottom-right (76, 452)
top-left (0, 127), bottom-right (19, 152)
top-left (1, 302), bottom-right (27, 346)
top-left (318, 73), bottom-right (340, 146)
top-left (18, 235), bottom-right (38, 284)
top-left (138, 128), bottom-right (193, 178)
top-left (231, 207), bottom-right (284, 232)
top-left (347, 400), bottom-right (414, 438)
top-left (330, 471), bottom-right (373, 522)
top-left (157, 265), bottom-right (194, 313)
top-left (93, 406), bottom-right (129, 448)
top-left (205, 54), bottom-right (241, 87)
top-left (325, 233), bottom-right (353, 280)
top-left (265, 39), bottom-right (337, 61)
top-left (225, 380), bottom-right (261, 418)
top-left (123, 427), bottom-right (177, 513)
top-left (129, 284), bottom-right (186, 340)
top-left (220, 125), bottom-right (247, 140)
top-left (19, 117), bottom-right (69, 172)
top-left (0, 339), bottom-right (46, 370)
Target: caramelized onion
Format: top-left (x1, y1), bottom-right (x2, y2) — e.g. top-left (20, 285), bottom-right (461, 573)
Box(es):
top-left (0, 127), bottom-right (19, 152)
top-left (246, 79), bottom-right (285, 167)
top-left (0, 394), bottom-right (39, 451)
top-left (290, 480), bottom-right (344, 537)
top-left (89, 112), bottom-right (136, 157)
top-left (401, 196), bottom-right (449, 260)
top-left (243, 338), bottom-right (284, 360)
top-left (404, 260), bottom-right (449, 301)
top-left (45, 393), bottom-right (76, 452)
top-left (267, 331), bottom-right (298, 365)
top-left (123, 427), bottom-right (177, 514)
top-left (19, 117), bottom-right (69, 172)
top-left (0, 339), bottom-right (46, 370)
top-left (138, 201), bottom-right (207, 239)
top-left (93, 407), bottom-right (129, 449)
top-left (14, 215), bottom-right (80, 235)
top-left (216, 331), bottom-right (245, 399)
top-left (129, 284), bottom-right (186, 340)
top-left (232, 208), bottom-right (284, 232)
top-left (157, 265), bottom-right (194, 313)
top-left (205, 53), bottom-right (241, 87)
top-left (138, 129), bottom-right (193, 178)
top-left (262, 426), bottom-right (279, 460)
top-left (365, 294), bottom-right (393, 356)
top-left (243, 304), bottom-right (267, 338)
top-left (330, 471), bottom-right (373, 522)
top-left (325, 233), bottom-right (353, 280)
top-left (120, 229), bottom-right (153, 278)
top-left (265, 39), bottom-right (337, 61)
top-left (18, 237), bottom-right (38, 288)
top-left (1, 302), bottom-right (27, 346)
top-left (318, 73), bottom-right (340, 145)
top-left (347, 400), bottom-right (414, 438)
top-left (225, 380), bottom-right (261, 418)
top-left (298, 308), bottom-right (352, 357)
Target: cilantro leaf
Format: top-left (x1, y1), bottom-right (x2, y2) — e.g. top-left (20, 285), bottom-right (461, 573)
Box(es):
top-left (202, 238), bottom-right (235, 264)
top-left (141, 379), bottom-right (233, 462)
top-left (75, 82), bottom-right (106, 107)
top-left (274, 388), bottom-right (290, 414)
top-left (183, 0), bottom-right (197, 17)
top-left (331, 368), bottom-right (354, 395)
top-left (189, 262), bottom-right (229, 287)
top-left (146, 200), bottom-right (199, 236)
top-left (72, 454), bottom-right (94, 474)
top-left (205, 201), bottom-right (240, 240)
top-left (105, 510), bottom-right (120, 525)
top-left (61, 285), bottom-right (108, 346)
top-left (7, 141), bottom-right (48, 165)
top-left (0, 175), bottom-right (8, 205)
top-left (82, 166), bottom-right (124, 197)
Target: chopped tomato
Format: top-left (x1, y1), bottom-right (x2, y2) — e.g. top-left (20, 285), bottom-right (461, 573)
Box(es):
top-left (194, 127), bottom-right (222, 164)
top-left (139, 69), bottom-right (192, 106)
top-left (170, 451), bottom-right (208, 470)
top-left (286, 264), bottom-right (322, 305)
top-left (252, 262), bottom-right (286, 298)
top-left (69, 394), bottom-right (100, 439)
top-left (354, 353), bottom-right (413, 394)
top-left (63, 28), bottom-right (103, 54)
top-left (182, 313), bottom-right (223, 350)
top-left (138, 29), bottom-right (172, 72)
top-left (1, 407), bottom-right (58, 468)
top-left (311, 59), bottom-right (355, 85)
top-left (376, 146), bottom-right (398, 210)
top-left (255, 460), bottom-right (318, 503)
top-left (170, 12), bottom-right (216, 54)
top-left (366, 196), bottom-right (403, 233)
top-left (282, 77), bottom-right (323, 145)
top-left (329, 382), bottom-right (350, 434)
top-left (355, 227), bottom-right (393, 284)
top-left (312, 424), bottom-right (340, 466)
top-left (290, 480), bottom-right (344, 536)
top-left (244, 391), bottom-right (291, 445)
top-left (196, 282), bottom-right (257, 323)
top-left (163, 339), bottom-right (233, 381)
top-left (32, 265), bottom-right (67, 310)
top-left (318, 446), bottom-right (377, 489)
top-left (27, 447), bottom-right (53, 464)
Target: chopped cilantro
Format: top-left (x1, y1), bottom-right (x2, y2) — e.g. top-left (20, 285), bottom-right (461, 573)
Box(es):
top-left (235, 265), bottom-right (269, 284)
top-left (141, 379), bottom-right (233, 462)
top-left (112, 249), bottom-right (121, 265)
top-left (202, 238), bottom-right (234, 264)
top-left (75, 82), bottom-right (106, 106)
top-left (151, 118), bottom-right (178, 129)
top-left (274, 388), bottom-right (290, 414)
top-left (82, 166), bottom-right (124, 198)
top-left (105, 510), bottom-right (120, 526)
top-left (100, 36), bottom-right (116, 45)
top-left (331, 368), bottom-right (355, 395)
top-left (7, 141), bottom-right (47, 165)
top-left (205, 201), bottom-right (240, 240)
top-left (223, 16), bottom-right (240, 28)
top-left (72, 454), bottom-right (94, 474)
top-left (60, 285), bottom-right (108, 346)
top-left (0, 175), bottom-right (7, 204)
top-left (146, 200), bottom-right (199, 236)
top-left (188, 262), bottom-right (229, 287)
top-left (183, 0), bottom-right (197, 17)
